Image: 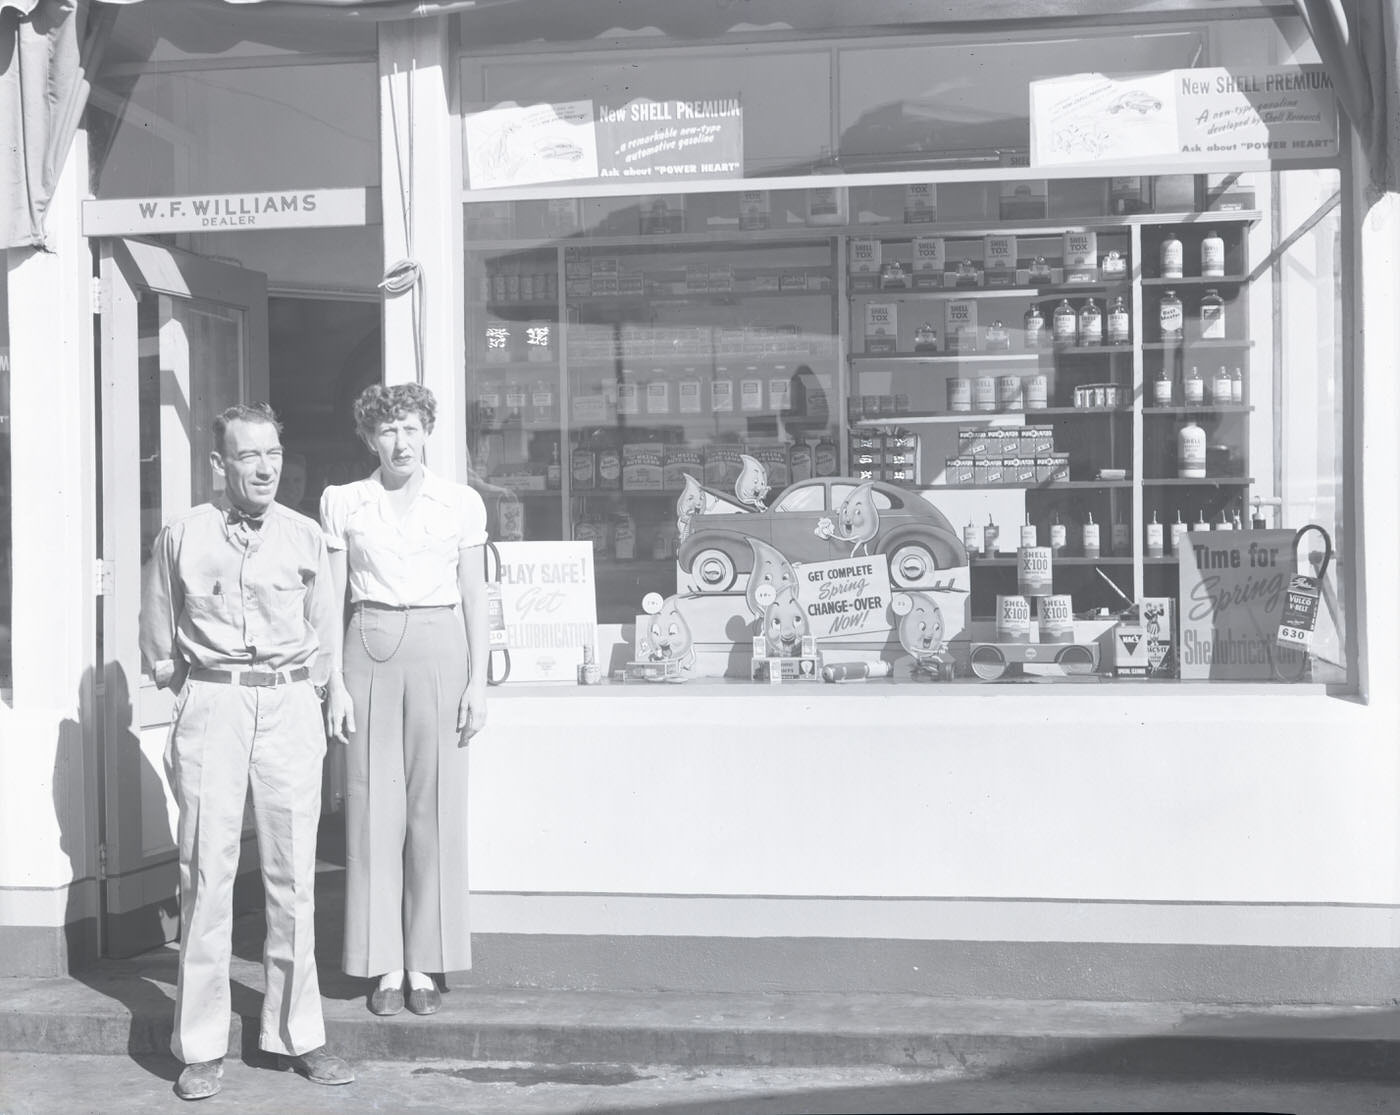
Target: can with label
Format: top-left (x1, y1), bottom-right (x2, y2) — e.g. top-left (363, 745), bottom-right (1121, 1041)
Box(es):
top-left (1039, 594), bottom-right (1075, 644)
top-left (1024, 373), bottom-right (1048, 409)
top-left (997, 374), bottom-right (1023, 412)
top-left (963, 520), bottom-right (981, 557)
top-left (996, 594), bottom-right (1032, 643)
top-left (973, 375), bottom-right (998, 412)
top-left (946, 377), bottom-right (972, 412)
top-left (1017, 546), bottom-right (1053, 597)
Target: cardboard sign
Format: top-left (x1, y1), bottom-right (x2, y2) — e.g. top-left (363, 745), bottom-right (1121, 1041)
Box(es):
top-left (1177, 530), bottom-right (1304, 680)
top-left (495, 541), bottom-right (598, 683)
top-left (465, 97), bottom-right (743, 189)
top-left (796, 557), bottom-right (893, 640)
top-left (1030, 65), bottom-right (1336, 167)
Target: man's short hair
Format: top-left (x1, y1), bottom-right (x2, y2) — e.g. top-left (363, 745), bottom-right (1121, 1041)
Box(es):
top-left (212, 402), bottom-right (283, 456)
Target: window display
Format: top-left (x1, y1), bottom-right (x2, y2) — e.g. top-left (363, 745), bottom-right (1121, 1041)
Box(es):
top-left (463, 168), bottom-right (1345, 685)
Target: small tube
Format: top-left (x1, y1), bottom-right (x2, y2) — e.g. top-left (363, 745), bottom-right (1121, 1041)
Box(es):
top-left (821, 661), bottom-right (893, 683)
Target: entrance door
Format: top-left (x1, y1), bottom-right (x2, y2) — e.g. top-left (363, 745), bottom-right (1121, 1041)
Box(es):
top-left (97, 240), bottom-right (268, 957)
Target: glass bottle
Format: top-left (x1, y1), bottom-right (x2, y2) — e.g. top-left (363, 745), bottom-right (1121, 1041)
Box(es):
top-left (1200, 288), bottom-right (1226, 340)
top-left (955, 259), bottom-right (979, 287)
top-left (1028, 255), bottom-right (1053, 284)
top-left (1210, 365), bottom-right (1232, 406)
top-left (1201, 228), bottom-right (1226, 278)
top-left (1023, 304), bottom-right (1046, 349)
top-left (504, 374), bottom-right (528, 424)
top-left (617, 366), bottom-right (640, 416)
top-left (985, 320), bottom-right (1011, 352)
top-left (531, 376), bottom-right (557, 425)
top-left (739, 365), bottom-right (765, 412)
top-left (1153, 364), bottom-right (1174, 407)
top-left (710, 365), bottom-right (734, 414)
top-left (1184, 363), bottom-right (1205, 406)
top-left (1052, 298), bottom-right (1078, 347)
top-left (1161, 233), bottom-right (1183, 279)
top-left (646, 368), bottom-right (671, 415)
top-left (1106, 296), bottom-right (1131, 345)
top-left (1177, 417), bottom-right (1207, 479)
top-left (1230, 365), bottom-right (1244, 404)
top-left (478, 380), bottom-right (501, 427)
top-left (1159, 289), bottom-right (1184, 343)
top-left (677, 367), bottom-right (704, 415)
top-left (1077, 298), bottom-right (1103, 347)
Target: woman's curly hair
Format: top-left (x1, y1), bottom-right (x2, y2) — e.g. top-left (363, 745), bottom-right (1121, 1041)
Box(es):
top-left (353, 383), bottom-right (437, 439)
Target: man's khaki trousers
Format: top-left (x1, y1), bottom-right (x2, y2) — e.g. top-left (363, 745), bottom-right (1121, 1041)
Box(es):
top-left (164, 678), bottom-right (327, 1065)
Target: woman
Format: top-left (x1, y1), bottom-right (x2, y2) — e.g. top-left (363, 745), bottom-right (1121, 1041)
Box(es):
top-left (321, 383), bottom-right (490, 1016)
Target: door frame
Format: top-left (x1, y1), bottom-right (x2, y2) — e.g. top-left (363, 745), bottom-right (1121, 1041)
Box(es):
top-left (96, 238), bottom-right (268, 957)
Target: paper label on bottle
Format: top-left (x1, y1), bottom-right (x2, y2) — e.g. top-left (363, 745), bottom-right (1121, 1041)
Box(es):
top-left (678, 379), bottom-right (703, 413)
top-left (1160, 301), bottom-right (1184, 336)
top-left (1201, 302), bottom-right (1225, 340)
top-left (711, 378), bottom-right (734, 412)
top-left (618, 382), bottom-right (640, 414)
top-left (740, 378), bottom-right (764, 411)
top-left (1108, 309), bottom-right (1130, 344)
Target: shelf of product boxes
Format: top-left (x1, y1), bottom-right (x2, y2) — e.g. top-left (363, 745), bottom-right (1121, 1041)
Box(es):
top-left (854, 407), bottom-right (1123, 424)
top-left (1141, 477), bottom-right (1255, 487)
top-left (972, 556), bottom-right (1135, 567)
top-left (1140, 275), bottom-right (1250, 287)
top-left (846, 283), bottom-right (1131, 301)
top-left (1143, 405), bottom-right (1254, 415)
top-left (935, 480), bottom-right (1135, 491)
top-left (1141, 340), bottom-right (1256, 351)
top-left (848, 352), bottom-right (1043, 364)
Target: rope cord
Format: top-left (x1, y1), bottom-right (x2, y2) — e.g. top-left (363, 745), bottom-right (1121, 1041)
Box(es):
top-left (381, 60), bottom-right (426, 387)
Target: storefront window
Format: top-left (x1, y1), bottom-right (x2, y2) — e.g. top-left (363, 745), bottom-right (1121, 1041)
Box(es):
top-left (89, 1), bottom-right (377, 198)
top-left (460, 20), bottom-right (1350, 687)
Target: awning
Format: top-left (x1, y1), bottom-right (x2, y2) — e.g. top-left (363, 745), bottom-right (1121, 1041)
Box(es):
top-left (3, 0), bottom-right (1398, 251)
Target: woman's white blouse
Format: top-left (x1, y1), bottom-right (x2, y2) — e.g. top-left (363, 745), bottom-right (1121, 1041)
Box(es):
top-left (320, 468), bottom-right (489, 607)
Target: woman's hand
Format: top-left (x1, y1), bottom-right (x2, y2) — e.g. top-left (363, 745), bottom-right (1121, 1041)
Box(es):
top-left (324, 673), bottom-right (356, 742)
top-left (458, 684), bottom-right (487, 746)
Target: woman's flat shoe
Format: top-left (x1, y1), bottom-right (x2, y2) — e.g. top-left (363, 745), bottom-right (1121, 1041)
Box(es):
top-left (405, 985), bottom-right (441, 1015)
top-left (369, 986), bottom-right (404, 1016)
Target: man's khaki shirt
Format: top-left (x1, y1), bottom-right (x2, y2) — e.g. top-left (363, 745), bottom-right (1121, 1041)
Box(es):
top-left (139, 499), bottom-right (337, 689)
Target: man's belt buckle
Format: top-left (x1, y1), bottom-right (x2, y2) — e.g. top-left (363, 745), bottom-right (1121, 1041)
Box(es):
top-left (238, 670), bottom-right (279, 687)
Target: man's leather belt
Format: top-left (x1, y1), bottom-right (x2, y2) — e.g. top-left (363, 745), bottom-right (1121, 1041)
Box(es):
top-left (188, 666), bottom-right (311, 687)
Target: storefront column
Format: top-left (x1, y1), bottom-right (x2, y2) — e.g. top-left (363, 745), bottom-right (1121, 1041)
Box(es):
top-left (0, 134), bottom-right (100, 974)
top-left (378, 18), bottom-right (468, 482)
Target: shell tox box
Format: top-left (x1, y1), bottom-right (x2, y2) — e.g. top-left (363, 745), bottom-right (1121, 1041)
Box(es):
top-left (1063, 230), bottom-right (1099, 283)
top-left (738, 190), bottom-right (771, 230)
top-left (864, 301), bottom-right (899, 354)
top-left (904, 183), bottom-right (938, 223)
top-left (849, 237), bottom-right (882, 293)
top-left (983, 235), bottom-right (1018, 288)
top-left (911, 236), bottom-right (946, 291)
top-left (944, 299), bottom-right (978, 354)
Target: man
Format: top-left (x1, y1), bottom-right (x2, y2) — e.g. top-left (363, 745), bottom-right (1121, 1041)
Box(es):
top-left (140, 403), bottom-right (353, 1101)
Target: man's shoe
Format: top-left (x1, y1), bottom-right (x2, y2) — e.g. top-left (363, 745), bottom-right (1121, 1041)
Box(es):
top-left (369, 985), bottom-right (404, 1016)
top-left (278, 1045), bottom-right (355, 1086)
top-left (174, 1058), bottom-right (223, 1100)
top-left (406, 985), bottom-right (441, 1016)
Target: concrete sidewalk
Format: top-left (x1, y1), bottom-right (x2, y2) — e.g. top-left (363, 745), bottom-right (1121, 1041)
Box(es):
top-left (5, 847), bottom-right (1400, 1082)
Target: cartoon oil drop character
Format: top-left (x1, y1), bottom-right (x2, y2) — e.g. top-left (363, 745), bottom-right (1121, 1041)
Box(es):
top-left (831, 481), bottom-right (880, 556)
top-left (675, 473), bottom-right (713, 543)
top-left (745, 537), bottom-right (799, 618)
top-left (897, 593), bottom-right (946, 661)
top-left (735, 453), bottom-right (771, 511)
top-left (763, 587), bottom-right (810, 659)
top-left (895, 591), bottom-right (951, 680)
top-left (636, 594), bottom-right (696, 670)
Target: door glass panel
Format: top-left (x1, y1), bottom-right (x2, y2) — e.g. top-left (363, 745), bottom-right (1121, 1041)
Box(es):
top-left (136, 292), bottom-right (246, 676)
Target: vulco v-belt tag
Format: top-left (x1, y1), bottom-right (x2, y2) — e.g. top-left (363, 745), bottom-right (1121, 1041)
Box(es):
top-left (1277, 525), bottom-right (1332, 653)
